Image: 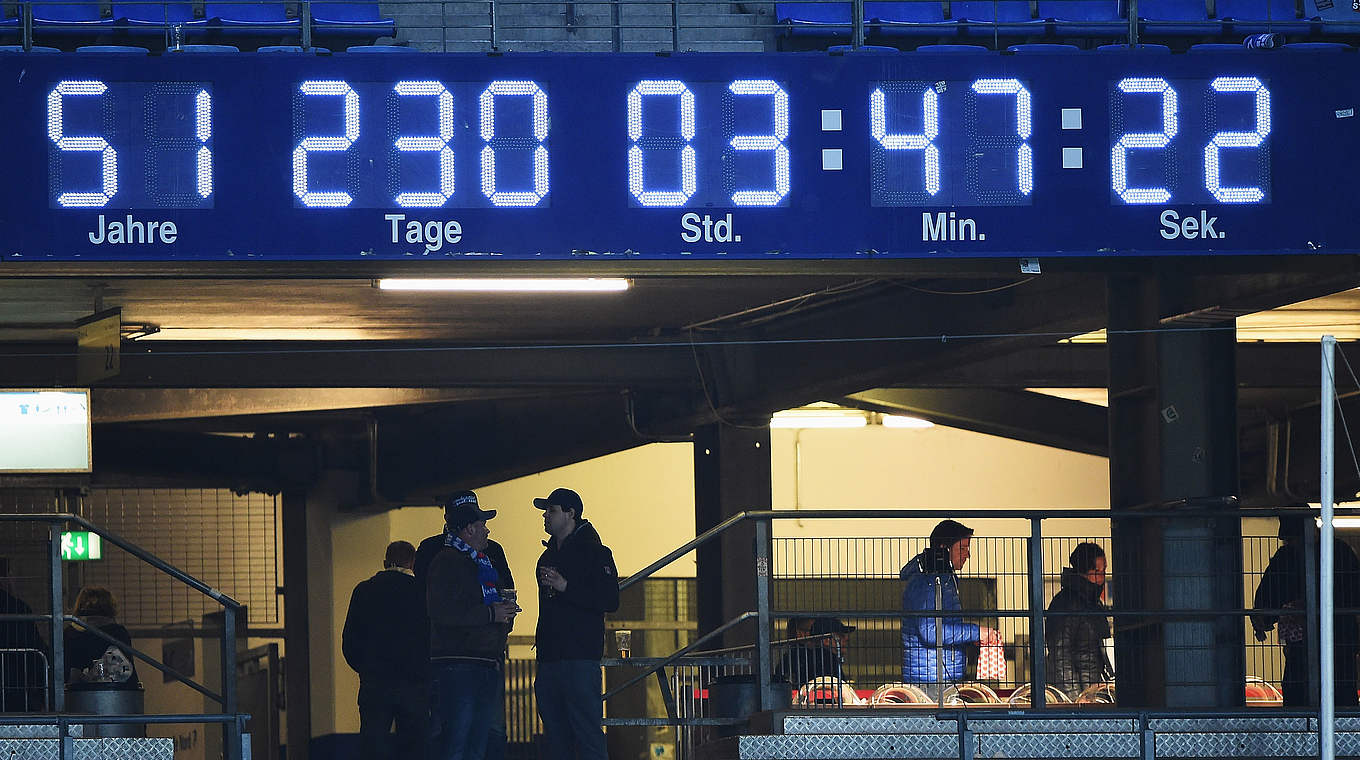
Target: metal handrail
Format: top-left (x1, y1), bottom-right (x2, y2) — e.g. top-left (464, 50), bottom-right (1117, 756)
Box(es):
top-left (602, 611), bottom-right (757, 702)
top-left (0, 514), bottom-right (243, 610)
top-left (0, 513), bottom-right (244, 760)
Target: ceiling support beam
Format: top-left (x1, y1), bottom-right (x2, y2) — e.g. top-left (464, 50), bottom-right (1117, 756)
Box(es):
top-left (844, 388), bottom-right (1109, 456)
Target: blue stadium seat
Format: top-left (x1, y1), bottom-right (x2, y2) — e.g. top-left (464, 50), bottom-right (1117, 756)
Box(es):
top-left (1217, 0), bottom-right (1312, 34)
top-left (868, 1), bottom-right (957, 36)
top-left (205, 1), bottom-right (300, 34)
top-left (0, 44), bottom-right (62, 50)
top-left (827, 43), bottom-right (899, 51)
top-left (913, 43), bottom-right (989, 51)
top-left (1187, 42), bottom-right (1256, 51)
top-left (1037, 1), bottom-right (1124, 36)
top-left (344, 43), bottom-right (416, 51)
top-left (32, 1), bottom-right (114, 31)
top-left (1137, 0), bottom-right (1221, 35)
top-left (309, 2), bottom-right (394, 40)
top-left (76, 43), bottom-right (149, 50)
top-left (112, 1), bottom-right (207, 38)
top-left (953, 1), bottom-right (1044, 36)
top-left (777, 1), bottom-right (852, 35)
top-left (1006, 42), bottom-right (1080, 52)
top-left (1282, 41), bottom-right (1351, 50)
top-left (1096, 42), bottom-right (1171, 51)
top-left (171, 42), bottom-right (238, 49)
top-left (257, 43), bottom-right (328, 50)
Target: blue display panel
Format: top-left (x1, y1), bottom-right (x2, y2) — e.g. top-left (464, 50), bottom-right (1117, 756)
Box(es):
top-left (2, 52), bottom-right (1358, 261)
top-left (1109, 77), bottom-right (1271, 206)
top-left (47, 81), bottom-right (213, 209)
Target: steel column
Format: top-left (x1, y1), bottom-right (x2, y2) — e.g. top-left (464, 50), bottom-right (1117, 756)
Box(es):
top-left (1028, 518), bottom-right (1046, 708)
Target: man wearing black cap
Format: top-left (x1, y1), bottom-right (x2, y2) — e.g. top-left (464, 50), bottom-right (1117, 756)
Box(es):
top-left (899, 519), bottom-right (1001, 698)
top-left (778, 617), bottom-right (856, 687)
top-left (532, 487), bottom-right (619, 760)
top-left (426, 491), bottom-right (520, 760)
top-left (415, 491), bottom-right (516, 760)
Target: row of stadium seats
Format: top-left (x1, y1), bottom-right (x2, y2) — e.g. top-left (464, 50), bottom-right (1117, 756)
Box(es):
top-left (0, 1), bottom-right (393, 42)
top-left (0, 42), bottom-right (413, 49)
top-left (828, 40), bottom-right (1352, 51)
top-left (778, 0), bottom-right (1337, 37)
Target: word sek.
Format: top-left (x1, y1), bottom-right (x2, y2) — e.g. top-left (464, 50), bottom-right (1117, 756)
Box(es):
top-left (88, 214), bottom-right (178, 245)
top-left (681, 213), bottom-right (741, 243)
top-left (1159, 209), bottom-right (1225, 240)
top-left (386, 214), bottom-right (463, 252)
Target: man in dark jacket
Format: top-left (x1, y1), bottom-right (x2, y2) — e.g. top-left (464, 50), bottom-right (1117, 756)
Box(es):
top-left (342, 541), bottom-right (427, 760)
top-left (533, 488), bottom-right (620, 760)
top-left (1252, 514), bottom-right (1360, 707)
top-left (427, 492), bottom-right (520, 760)
top-left (900, 519), bottom-right (1000, 697)
top-left (1045, 542), bottom-right (1113, 700)
top-left (415, 497), bottom-right (516, 760)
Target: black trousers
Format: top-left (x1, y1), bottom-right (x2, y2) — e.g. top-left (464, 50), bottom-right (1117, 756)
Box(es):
top-left (358, 677), bottom-right (427, 760)
top-left (1281, 643), bottom-right (1359, 707)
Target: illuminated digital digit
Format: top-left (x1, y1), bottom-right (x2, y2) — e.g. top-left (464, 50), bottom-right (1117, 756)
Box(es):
top-left (196, 89), bottom-right (212, 199)
top-left (871, 85), bottom-right (940, 197)
top-left (628, 80), bottom-right (696, 207)
top-left (47, 80), bottom-right (118, 208)
top-left (970, 78), bottom-right (1032, 200)
top-left (1111, 77), bottom-right (1178, 205)
top-left (480, 80), bottom-right (549, 208)
top-left (1204, 77), bottom-right (1270, 204)
top-left (725, 80), bottom-right (789, 207)
top-left (392, 81), bottom-right (455, 208)
top-left (292, 80), bottom-right (359, 208)
top-left (144, 84), bottom-right (212, 205)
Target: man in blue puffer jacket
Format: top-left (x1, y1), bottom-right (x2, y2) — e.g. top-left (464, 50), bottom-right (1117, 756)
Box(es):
top-left (900, 520), bottom-right (1000, 697)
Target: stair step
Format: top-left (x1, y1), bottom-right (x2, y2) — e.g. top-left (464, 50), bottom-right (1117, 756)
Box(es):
top-left (0, 737), bottom-right (172, 760)
top-left (0, 725), bottom-right (85, 739)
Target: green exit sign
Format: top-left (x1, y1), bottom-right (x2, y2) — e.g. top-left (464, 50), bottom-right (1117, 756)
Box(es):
top-left (60, 531), bottom-right (102, 561)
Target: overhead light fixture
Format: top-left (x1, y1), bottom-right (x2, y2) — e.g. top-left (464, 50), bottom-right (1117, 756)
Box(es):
top-left (881, 414), bottom-right (935, 429)
top-left (376, 278), bottom-right (630, 293)
top-left (770, 408), bottom-right (868, 429)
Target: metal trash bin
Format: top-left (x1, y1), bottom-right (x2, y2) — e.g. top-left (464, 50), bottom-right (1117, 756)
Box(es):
top-left (67, 686), bottom-right (146, 737)
top-left (708, 675), bottom-right (792, 738)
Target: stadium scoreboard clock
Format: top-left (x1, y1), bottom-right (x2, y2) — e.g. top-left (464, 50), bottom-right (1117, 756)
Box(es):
top-left (3, 51), bottom-right (1357, 260)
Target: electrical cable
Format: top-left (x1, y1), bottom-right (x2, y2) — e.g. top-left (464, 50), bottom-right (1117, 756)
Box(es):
top-left (895, 279), bottom-right (1035, 297)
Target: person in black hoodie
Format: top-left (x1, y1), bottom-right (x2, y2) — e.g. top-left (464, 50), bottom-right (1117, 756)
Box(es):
top-left (342, 540), bottom-right (427, 760)
top-left (65, 586), bottom-right (138, 689)
top-left (1044, 542), bottom-right (1113, 700)
top-left (532, 488), bottom-right (619, 760)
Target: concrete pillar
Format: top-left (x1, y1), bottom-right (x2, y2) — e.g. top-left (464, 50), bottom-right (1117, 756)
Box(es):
top-left (693, 420), bottom-right (772, 646)
top-left (1107, 274), bottom-right (1245, 708)
top-left (282, 490), bottom-right (311, 760)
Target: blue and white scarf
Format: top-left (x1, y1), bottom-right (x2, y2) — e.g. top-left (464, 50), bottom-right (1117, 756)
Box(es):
top-left (446, 533), bottom-right (502, 605)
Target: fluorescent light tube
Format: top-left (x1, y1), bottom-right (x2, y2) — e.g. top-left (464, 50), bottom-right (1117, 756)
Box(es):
top-left (377, 278), bottom-right (630, 292)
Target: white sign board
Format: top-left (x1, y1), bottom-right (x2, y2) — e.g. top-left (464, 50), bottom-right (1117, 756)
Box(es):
top-left (0, 390), bottom-right (92, 473)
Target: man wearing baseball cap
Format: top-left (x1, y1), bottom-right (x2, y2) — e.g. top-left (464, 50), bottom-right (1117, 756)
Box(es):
top-left (426, 490), bottom-right (520, 760)
top-left (532, 487), bottom-right (619, 760)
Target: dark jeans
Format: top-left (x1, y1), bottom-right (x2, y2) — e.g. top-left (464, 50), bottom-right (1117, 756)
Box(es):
top-left (486, 671), bottom-right (506, 760)
top-left (535, 659), bottom-right (606, 760)
top-left (429, 661), bottom-right (499, 760)
top-left (1282, 643), bottom-right (1359, 707)
top-left (358, 677), bottom-right (426, 760)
